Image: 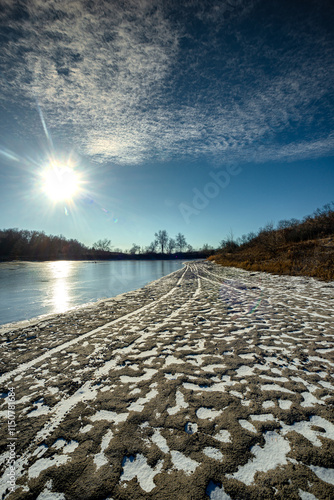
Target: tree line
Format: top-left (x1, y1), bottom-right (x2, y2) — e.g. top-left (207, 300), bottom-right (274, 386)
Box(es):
top-left (0, 229), bottom-right (215, 261)
top-left (218, 203), bottom-right (334, 255)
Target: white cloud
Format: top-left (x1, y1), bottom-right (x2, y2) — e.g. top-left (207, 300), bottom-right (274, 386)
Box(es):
top-left (0, 0), bottom-right (333, 165)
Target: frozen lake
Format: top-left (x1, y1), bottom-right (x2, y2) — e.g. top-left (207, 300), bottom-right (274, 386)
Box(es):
top-left (0, 260), bottom-right (187, 325)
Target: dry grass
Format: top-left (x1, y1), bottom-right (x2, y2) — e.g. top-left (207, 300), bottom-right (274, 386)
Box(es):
top-left (209, 236), bottom-right (334, 281)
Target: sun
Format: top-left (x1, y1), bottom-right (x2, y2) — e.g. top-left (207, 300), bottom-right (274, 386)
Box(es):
top-left (42, 162), bottom-right (81, 202)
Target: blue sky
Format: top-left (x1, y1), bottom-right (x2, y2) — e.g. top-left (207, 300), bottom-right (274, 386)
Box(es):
top-left (0, 0), bottom-right (333, 250)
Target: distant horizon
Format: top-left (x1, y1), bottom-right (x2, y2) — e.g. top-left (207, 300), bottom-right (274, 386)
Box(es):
top-left (1, 200), bottom-right (332, 255)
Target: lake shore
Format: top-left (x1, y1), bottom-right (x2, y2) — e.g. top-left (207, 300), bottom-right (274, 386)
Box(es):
top-left (0, 259), bottom-right (187, 327)
top-left (1, 261), bottom-right (334, 499)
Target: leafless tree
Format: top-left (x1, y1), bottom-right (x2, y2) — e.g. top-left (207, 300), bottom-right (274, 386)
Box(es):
top-left (175, 233), bottom-right (187, 252)
top-left (155, 230), bottom-right (169, 253)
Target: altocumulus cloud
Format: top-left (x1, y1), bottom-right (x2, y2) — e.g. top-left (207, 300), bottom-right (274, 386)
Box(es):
top-left (0, 0), bottom-right (333, 165)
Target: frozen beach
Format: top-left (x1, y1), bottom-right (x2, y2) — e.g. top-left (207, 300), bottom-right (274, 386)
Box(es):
top-left (0, 261), bottom-right (334, 499)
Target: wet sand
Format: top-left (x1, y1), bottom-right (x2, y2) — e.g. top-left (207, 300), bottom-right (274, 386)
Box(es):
top-left (0, 261), bottom-right (334, 499)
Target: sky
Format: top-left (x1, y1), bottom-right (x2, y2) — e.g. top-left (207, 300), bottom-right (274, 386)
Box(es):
top-left (0, 0), bottom-right (333, 251)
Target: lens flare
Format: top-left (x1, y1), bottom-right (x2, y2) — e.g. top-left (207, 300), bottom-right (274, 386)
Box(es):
top-left (42, 162), bottom-right (81, 201)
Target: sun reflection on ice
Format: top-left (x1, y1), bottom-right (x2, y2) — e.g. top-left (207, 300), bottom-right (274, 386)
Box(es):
top-left (47, 261), bottom-right (72, 313)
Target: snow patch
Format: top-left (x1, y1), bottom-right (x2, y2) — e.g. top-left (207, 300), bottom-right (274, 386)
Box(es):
top-left (90, 410), bottom-right (128, 425)
top-left (298, 490), bottom-right (318, 500)
top-left (214, 430), bottom-right (231, 443)
top-left (239, 420), bottom-right (257, 433)
top-left (121, 454), bottom-right (163, 492)
top-left (164, 373), bottom-right (182, 380)
top-left (80, 424), bottom-right (93, 433)
top-left (36, 480), bottom-right (66, 499)
top-left (308, 465), bottom-right (334, 486)
top-left (228, 431), bottom-right (290, 485)
top-left (196, 407), bottom-right (221, 420)
top-left (28, 455), bottom-right (69, 479)
top-left (280, 415), bottom-right (334, 447)
top-left (301, 392), bottom-right (325, 407)
top-left (250, 414), bottom-right (275, 422)
top-left (206, 480), bottom-right (232, 499)
top-left (94, 429), bottom-right (113, 469)
top-left (278, 400), bottom-right (292, 410)
top-left (170, 450), bottom-right (199, 475)
top-left (127, 389), bottom-right (158, 412)
top-left (151, 429), bottom-right (169, 453)
top-left (235, 365), bottom-right (255, 377)
top-left (262, 401), bottom-right (275, 409)
top-left (261, 384), bottom-right (294, 394)
top-left (203, 447), bottom-right (223, 460)
top-left (164, 356), bottom-right (183, 367)
top-left (167, 389), bottom-right (189, 415)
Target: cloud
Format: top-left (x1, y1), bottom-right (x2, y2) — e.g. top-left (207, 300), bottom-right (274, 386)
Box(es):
top-left (0, 0), bottom-right (333, 165)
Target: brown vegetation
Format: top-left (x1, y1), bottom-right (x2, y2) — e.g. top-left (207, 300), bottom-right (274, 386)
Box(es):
top-left (209, 204), bottom-right (334, 281)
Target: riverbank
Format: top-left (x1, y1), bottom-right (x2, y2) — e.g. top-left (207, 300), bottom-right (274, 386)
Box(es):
top-left (209, 236), bottom-right (334, 281)
top-left (1, 261), bottom-right (334, 499)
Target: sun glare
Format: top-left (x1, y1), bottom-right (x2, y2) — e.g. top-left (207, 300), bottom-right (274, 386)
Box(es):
top-left (42, 162), bottom-right (81, 201)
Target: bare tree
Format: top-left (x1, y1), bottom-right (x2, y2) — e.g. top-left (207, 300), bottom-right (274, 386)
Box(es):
top-left (154, 230), bottom-right (169, 253)
top-left (147, 240), bottom-right (158, 253)
top-left (129, 243), bottom-right (140, 254)
top-left (93, 239), bottom-right (112, 251)
top-left (175, 233), bottom-right (187, 252)
top-left (201, 243), bottom-right (213, 251)
top-left (167, 238), bottom-right (176, 254)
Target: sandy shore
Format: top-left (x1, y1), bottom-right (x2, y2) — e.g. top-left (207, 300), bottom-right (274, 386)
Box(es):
top-left (0, 261), bottom-right (334, 499)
